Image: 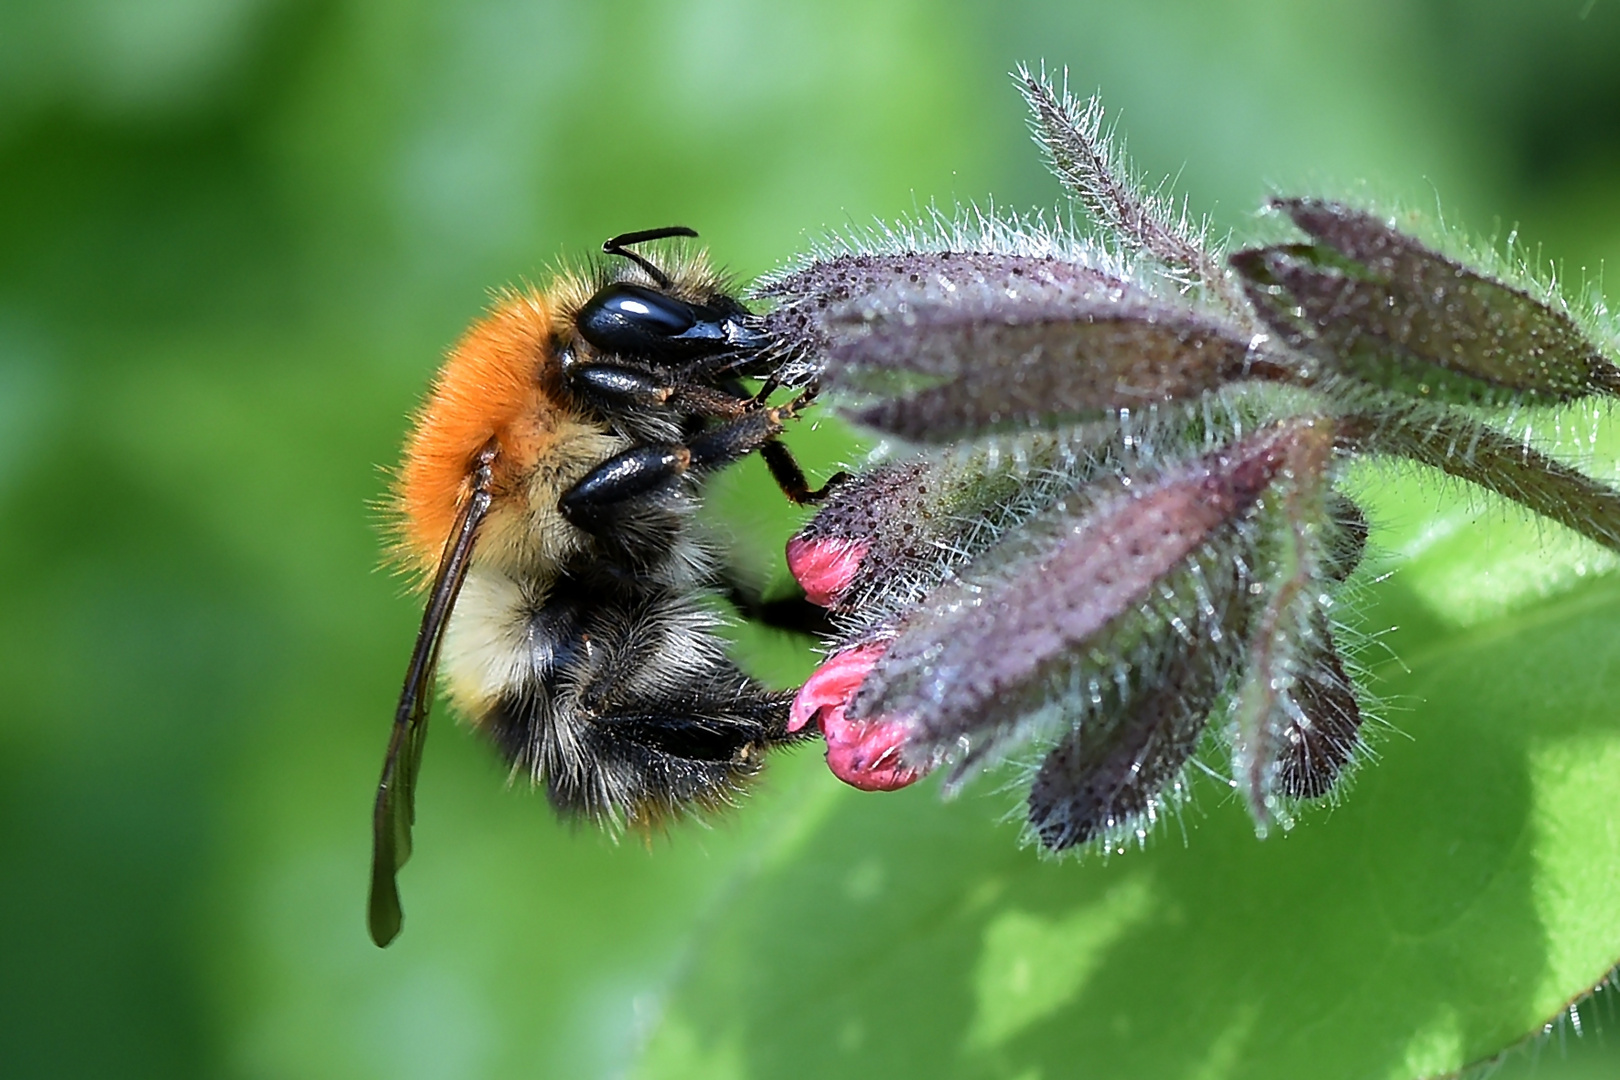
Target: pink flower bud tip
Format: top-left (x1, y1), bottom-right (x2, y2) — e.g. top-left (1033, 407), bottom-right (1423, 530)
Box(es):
top-left (791, 644), bottom-right (930, 792)
top-left (822, 710), bottom-right (926, 792)
top-left (785, 536), bottom-right (869, 607)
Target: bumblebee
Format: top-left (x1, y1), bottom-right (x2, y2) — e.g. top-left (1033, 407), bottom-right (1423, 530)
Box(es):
top-left (369, 228), bottom-right (831, 947)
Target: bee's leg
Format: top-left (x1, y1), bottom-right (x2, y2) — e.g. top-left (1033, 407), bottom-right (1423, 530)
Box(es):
top-left (502, 593), bottom-right (806, 820)
top-left (754, 385), bottom-right (847, 504)
top-left (758, 440), bottom-right (846, 505)
top-left (568, 360), bottom-right (841, 502)
top-left (561, 408), bottom-right (845, 548)
top-left (562, 407), bottom-right (794, 528)
top-left (720, 574), bottom-right (837, 637)
top-left (559, 444), bottom-right (697, 530)
top-left (485, 640), bottom-right (801, 823)
top-left (557, 582), bottom-right (804, 749)
top-left (684, 404), bottom-right (847, 505)
top-left (748, 375), bottom-right (780, 405)
top-left (570, 361), bottom-right (755, 419)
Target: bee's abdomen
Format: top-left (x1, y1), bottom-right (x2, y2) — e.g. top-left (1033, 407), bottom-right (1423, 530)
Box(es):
top-left (478, 575), bottom-right (794, 826)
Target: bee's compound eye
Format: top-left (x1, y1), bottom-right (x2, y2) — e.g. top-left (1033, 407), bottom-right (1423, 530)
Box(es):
top-left (576, 283), bottom-right (699, 355)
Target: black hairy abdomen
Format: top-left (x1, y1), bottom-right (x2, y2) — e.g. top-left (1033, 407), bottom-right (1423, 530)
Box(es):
top-left (481, 563), bottom-right (792, 824)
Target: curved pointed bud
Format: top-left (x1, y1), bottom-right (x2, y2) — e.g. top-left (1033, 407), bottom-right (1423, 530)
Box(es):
top-left (1232, 198), bottom-right (1620, 403)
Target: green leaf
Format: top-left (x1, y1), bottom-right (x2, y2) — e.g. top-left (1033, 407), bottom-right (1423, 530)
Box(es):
top-left (632, 465), bottom-right (1620, 1080)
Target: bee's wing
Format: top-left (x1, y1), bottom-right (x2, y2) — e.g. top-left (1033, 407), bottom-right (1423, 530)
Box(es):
top-left (369, 452), bottom-right (495, 947)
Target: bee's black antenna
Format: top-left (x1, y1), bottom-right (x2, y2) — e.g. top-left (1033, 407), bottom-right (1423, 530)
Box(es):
top-left (603, 226), bottom-right (699, 290)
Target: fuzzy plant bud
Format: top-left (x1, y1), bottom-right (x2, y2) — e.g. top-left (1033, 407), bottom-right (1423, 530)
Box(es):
top-left (1026, 612), bottom-right (1232, 851)
top-left (784, 459), bottom-right (938, 612)
top-left (839, 306), bottom-right (1259, 441)
top-left (765, 249), bottom-right (1265, 441)
top-left (785, 432), bottom-right (1117, 615)
top-left (1267, 495), bottom-right (1369, 802)
top-left (1231, 198), bottom-right (1620, 404)
top-left (756, 249), bottom-right (1135, 391)
top-left (1274, 620), bottom-right (1363, 801)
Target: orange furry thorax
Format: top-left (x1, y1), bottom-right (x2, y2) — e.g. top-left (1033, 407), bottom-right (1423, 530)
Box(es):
top-left (395, 288), bottom-right (576, 571)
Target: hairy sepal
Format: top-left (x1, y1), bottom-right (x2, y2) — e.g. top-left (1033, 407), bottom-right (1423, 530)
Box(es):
top-left (1340, 405), bottom-right (1620, 557)
top-left (1015, 64), bottom-right (1241, 309)
top-left (1223, 418), bottom-right (1341, 832)
top-left (1269, 492), bottom-right (1369, 802)
top-left (760, 250), bottom-right (1133, 326)
top-left (756, 246), bottom-right (1136, 388)
top-left (768, 248), bottom-right (1258, 443)
top-left (1274, 616), bottom-right (1364, 801)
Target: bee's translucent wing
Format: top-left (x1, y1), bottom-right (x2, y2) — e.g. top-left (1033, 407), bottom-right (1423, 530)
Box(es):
top-left (369, 450), bottom-right (495, 947)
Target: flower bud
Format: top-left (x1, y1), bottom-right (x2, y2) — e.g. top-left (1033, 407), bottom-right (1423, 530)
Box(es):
top-left (756, 249), bottom-right (1132, 390)
top-left (790, 643), bottom-right (932, 792)
top-left (786, 434), bottom-right (1116, 615)
top-left (1231, 198), bottom-right (1620, 404)
top-left (760, 245), bottom-right (1274, 441)
top-left (841, 309), bottom-right (1257, 441)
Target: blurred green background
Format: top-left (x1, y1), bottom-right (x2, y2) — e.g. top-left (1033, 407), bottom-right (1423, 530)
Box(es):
top-left (3, 1), bottom-right (1620, 1077)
